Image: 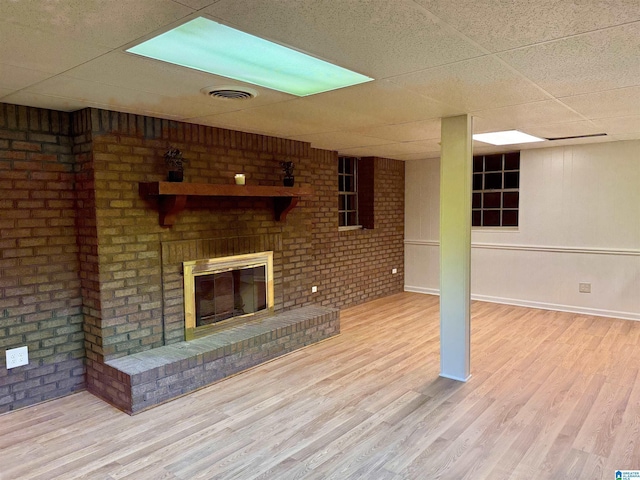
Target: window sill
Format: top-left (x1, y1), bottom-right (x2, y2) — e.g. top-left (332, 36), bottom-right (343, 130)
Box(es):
top-left (338, 225), bottom-right (363, 232)
top-left (472, 227), bottom-right (519, 232)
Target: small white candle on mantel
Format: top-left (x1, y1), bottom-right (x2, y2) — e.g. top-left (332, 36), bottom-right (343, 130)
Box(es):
top-left (234, 174), bottom-right (246, 185)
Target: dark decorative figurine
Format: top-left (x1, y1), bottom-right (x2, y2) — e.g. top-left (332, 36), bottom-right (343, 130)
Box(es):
top-left (164, 146), bottom-right (185, 182)
top-left (280, 160), bottom-right (294, 187)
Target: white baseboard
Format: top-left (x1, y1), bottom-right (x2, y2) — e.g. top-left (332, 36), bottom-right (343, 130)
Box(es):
top-left (404, 286), bottom-right (440, 296)
top-left (404, 285), bottom-right (640, 321)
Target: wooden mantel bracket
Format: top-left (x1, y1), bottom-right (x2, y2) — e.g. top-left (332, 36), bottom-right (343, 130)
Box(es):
top-left (273, 196), bottom-right (299, 222)
top-left (140, 182), bottom-right (313, 227)
top-left (158, 194), bottom-right (187, 227)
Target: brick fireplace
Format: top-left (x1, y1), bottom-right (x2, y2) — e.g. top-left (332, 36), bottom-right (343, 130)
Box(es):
top-left (0, 103), bottom-right (405, 414)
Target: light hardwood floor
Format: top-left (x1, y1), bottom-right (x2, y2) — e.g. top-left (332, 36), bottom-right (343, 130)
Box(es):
top-left (1, 292), bottom-right (639, 479)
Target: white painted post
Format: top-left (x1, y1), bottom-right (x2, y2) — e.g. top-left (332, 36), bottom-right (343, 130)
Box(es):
top-left (439, 114), bottom-right (472, 382)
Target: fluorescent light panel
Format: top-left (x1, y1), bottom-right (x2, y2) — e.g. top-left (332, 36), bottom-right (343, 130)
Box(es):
top-left (126, 17), bottom-right (373, 97)
top-left (473, 130), bottom-right (545, 146)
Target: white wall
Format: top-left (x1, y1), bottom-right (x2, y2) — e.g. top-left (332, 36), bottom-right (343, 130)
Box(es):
top-left (405, 140), bottom-right (640, 320)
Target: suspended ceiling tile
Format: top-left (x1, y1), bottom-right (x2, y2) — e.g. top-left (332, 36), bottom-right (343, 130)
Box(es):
top-left (0, 21), bottom-right (109, 74)
top-left (472, 144), bottom-right (515, 155)
top-left (610, 133), bottom-right (640, 141)
top-left (184, 115), bottom-right (272, 137)
top-left (340, 140), bottom-right (437, 158)
top-left (202, 0), bottom-right (484, 79)
top-left (0, 88), bottom-right (16, 99)
top-left (0, 64), bottom-right (52, 90)
top-left (301, 80), bottom-right (458, 125)
top-left (499, 23), bottom-right (640, 98)
top-left (23, 76), bottom-right (221, 119)
top-left (337, 145), bottom-right (396, 157)
top-left (0, 0), bottom-right (194, 48)
top-left (523, 120), bottom-right (603, 139)
top-left (390, 152), bottom-right (441, 161)
top-left (287, 131), bottom-right (390, 151)
top-left (413, 0), bottom-right (640, 52)
top-left (406, 138), bottom-right (443, 152)
top-left (200, 98), bottom-right (382, 138)
top-left (176, 0), bottom-right (223, 9)
top-left (524, 135), bottom-right (613, 150)
top-left (64, 51), bottom-right (292, 112)
top-left (559, 86), bottom-right (640, 120)
top-left (390, 55), bottom-right (550, 111)
top-left (351, 118), bottom-right (442, 143)
top-left (471, 116), bottom-right (518, 135)
top-left (0, 91), bottom-right (90, 113)
top-left (471, 100), bottom-right (586, 130)
top-left (593, 115), bottom-right (640, 135)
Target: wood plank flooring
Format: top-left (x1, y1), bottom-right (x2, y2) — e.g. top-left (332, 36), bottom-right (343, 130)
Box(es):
top-left (1, 292), bottom-right (639, 479)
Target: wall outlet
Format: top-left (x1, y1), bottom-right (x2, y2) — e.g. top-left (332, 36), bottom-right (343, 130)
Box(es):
top-left (6, 346), bottom-right (28, 369)
top-left (311, 286), bottom-right (318, 293)
top-left (579, 282), bottom-right (591, 294)
top-left (392, 268), bottom-right (398, 274)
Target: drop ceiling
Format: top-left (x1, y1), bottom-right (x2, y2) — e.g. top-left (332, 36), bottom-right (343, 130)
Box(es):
top-left (1, 0), bottom-right (638, 160)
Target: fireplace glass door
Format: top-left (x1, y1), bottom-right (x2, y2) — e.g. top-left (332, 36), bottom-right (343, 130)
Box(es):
top-left (194, 266), bottom-right (267, 327)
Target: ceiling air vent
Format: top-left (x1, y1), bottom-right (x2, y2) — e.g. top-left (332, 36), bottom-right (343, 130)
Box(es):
top-left (201, 85), bottom-right (258, 100)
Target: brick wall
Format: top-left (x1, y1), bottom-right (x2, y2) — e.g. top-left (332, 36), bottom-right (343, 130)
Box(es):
top-left (310, 153), bottom-right (405, 309)
top-left (0, 104), bottom-right (85, 413)
top-left (0, 103), bottom-right (404, 412)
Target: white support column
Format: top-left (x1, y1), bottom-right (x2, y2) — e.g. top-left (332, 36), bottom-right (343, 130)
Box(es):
top-left (439, 114), bottom-right (472, 382)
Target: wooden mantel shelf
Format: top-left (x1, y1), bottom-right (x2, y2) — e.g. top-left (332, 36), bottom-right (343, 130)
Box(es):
top-left (139, 182), bottom-right (313, 227)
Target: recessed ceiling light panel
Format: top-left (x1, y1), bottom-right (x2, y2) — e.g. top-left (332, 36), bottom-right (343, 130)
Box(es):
top-left (473, 130), bottom-right (545, 146)
top-left (127, 17), bottom-right (373, 97)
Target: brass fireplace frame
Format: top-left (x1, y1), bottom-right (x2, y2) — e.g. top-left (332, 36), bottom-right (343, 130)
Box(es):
top-left (183, 251), bottom-right (274, 340)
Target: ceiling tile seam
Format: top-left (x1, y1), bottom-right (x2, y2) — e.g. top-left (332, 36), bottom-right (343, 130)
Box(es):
top-left (389, 11), bottom-right (637, 126)
top-left (171, 0), bottom-right (222, 11)
top-left (0, 18), bottom-right (119, 50)
top-left (489, 19), bottom-right (640, 55)
top-left (381, 53), bottom-right (494, 84)
top-left (292, 120), bottom-right (443, 138)
top-left (2, 91), bottom-right (184, 121)
top-left (6, 88), bottom-right (187, 120)
top-left (379, 52), bottom-right (560, 114)
top-left (14, 47), bottom-right (123, 97)
top-left (487, 53), bottom-right (596, 123)
top-left (408, 0), bottom-right (493, 57)
top-left (21, 73), bottom-right (209, 110)
top-left (352, 131), bottom-right (441, 143)
top-left (556, 84), bottom-right (640, 100)
top-left (468, 96), bottom-right (596, 129)
top-left (550, 99), bottom-right (613, 128)
top-left (0, 61), bottom-right (54, 94)
top-left (181, 98), bottom-right (307, 123)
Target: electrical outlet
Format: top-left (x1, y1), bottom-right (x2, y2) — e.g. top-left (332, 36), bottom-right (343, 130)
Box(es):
top-left (579, 282), bottom-right (591, 294)
top-left (392, 268), bottom-right (397, 274)
top-left (6, 346), bottom-right (28, 369)
top-left (311, 286), bottom-right (318, 293)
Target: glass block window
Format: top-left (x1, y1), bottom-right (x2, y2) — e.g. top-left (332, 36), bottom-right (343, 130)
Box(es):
top-left (338, 156), bottom-right (359, 227)
top-left (472, 152), bottom-right (520, 227)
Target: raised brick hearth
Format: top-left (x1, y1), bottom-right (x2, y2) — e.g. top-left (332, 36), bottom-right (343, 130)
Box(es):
top-left (92, 306), bottom-right (338, 414)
